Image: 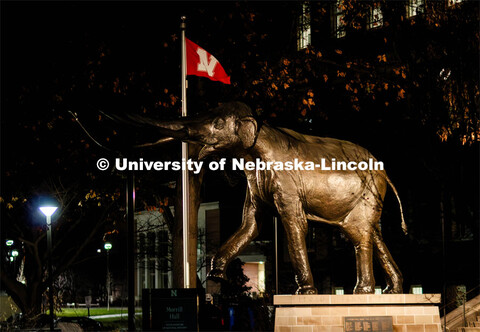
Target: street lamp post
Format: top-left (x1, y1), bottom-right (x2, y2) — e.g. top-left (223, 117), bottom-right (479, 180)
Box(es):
top-left (104, 242), bottom-right (112, 311)
top-left (6, 240), bottom-right (19, 280)
top-left (39, 206), bottom-right (58, 332)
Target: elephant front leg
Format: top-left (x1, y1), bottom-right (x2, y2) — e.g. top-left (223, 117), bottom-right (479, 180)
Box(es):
top-left (208, 191), bottom-right (260, 281)
top-left (275, 196), bottom-right (317, 295)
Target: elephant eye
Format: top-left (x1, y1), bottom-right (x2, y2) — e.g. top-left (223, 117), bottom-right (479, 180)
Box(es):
top-left (213, 118), bottom-right (225, 130)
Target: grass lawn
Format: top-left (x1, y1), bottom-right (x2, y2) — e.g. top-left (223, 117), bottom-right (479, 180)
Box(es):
top-left (57, 307), bottom-right (143, 331)
top-left (57, 307), bottom-right (141, 317)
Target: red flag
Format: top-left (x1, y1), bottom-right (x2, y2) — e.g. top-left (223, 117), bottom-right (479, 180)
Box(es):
top-left (186, 38), bottom-right (231, 84)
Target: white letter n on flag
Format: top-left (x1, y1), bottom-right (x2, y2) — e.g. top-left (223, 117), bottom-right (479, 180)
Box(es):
top-left (196, 48), bottom-right (218, 78)
top-left (185, 37), bottom-right (231, 84)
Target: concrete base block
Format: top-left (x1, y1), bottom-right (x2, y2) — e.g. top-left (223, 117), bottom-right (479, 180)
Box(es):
top-left (274, 294), bottom-right (442, 332)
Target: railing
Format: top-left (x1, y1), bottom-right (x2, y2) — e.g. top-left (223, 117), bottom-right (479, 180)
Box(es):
top-left (441, 285), bottom-right (480, 330)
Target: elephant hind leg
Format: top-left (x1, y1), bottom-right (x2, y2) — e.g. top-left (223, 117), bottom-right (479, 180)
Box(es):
top-left (373, 227), bottom-right (403, 294)
top-left (350, 236), bottom-right (376, 294)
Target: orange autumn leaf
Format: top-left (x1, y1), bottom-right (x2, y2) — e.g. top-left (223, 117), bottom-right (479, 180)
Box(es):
top-left (377, 54), bottom-right (387, 62)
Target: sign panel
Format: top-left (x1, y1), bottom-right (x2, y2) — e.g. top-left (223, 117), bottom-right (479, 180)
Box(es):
top-left (142, 289), bottom-right (198, 331)
top-left (84, 296), bottom-right (92, 308)
top-left (344, 316), bottom-right (393, 332)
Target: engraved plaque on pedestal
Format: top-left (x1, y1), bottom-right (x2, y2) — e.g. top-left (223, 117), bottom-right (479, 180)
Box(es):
top-left (345, 316), bottom-right (393, 332)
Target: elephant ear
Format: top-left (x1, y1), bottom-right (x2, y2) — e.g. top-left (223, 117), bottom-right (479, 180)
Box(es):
top-left (236, 116), bottom-right (258, 149)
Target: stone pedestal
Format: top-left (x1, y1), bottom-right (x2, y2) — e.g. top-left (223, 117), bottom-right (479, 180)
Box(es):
top-left (274, 294), bottom-right (442, 332)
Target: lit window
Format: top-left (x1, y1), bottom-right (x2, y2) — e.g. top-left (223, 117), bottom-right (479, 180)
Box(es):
top-left (368, 4), bottom-right (383, 29)
top-left (297, 2), bottom-right (311, 50)
top-left (455, 285), bottom-right (466, 306)
top-left (244, 262), bottom-right (266, 296)
top-left (406, 0), bottom-right (425, 18)
top-left (410, 285), bottom-right (423, 294)
top-left (258, 262), bottom-right (265, 294)
top-left (334, 287), bottom-right (344, 295)
top-left (333, 0), bottom-right (346, 38)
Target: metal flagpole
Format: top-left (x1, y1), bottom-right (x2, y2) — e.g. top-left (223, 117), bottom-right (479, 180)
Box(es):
top-left (180, 16), bottom-right (190, 289)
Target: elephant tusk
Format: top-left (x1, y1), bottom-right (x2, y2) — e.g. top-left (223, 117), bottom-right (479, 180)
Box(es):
top-left (133, 137), bottom-right (176, 148)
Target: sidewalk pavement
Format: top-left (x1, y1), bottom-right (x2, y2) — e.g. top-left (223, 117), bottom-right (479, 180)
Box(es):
top-left (91, 312), bottom-right (141, 319)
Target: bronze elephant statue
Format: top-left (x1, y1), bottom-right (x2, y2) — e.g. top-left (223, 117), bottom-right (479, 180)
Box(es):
top-left (133, 101), bottom-right (407, 294)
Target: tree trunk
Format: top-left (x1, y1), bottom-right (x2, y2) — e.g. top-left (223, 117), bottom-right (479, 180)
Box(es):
top-left (1, 270), bottom-right (45, 321)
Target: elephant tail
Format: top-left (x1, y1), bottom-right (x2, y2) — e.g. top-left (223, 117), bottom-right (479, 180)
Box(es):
top-left (385, 176), bottom-right (408, 235)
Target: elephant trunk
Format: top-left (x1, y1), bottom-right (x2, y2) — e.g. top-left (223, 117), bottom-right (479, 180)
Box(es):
top-left (153, 120), bottom-right (193, 137)
top-left (150, 118), bottom-right (209, 143)
top-left (110, 111), bottom-right (210, 148)
top-left (152, 122), bottom-right (189, 140)
top-left (121, 113), bottom-right (191, 141)
top-left (151, 116), bottom-right (210, 144)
